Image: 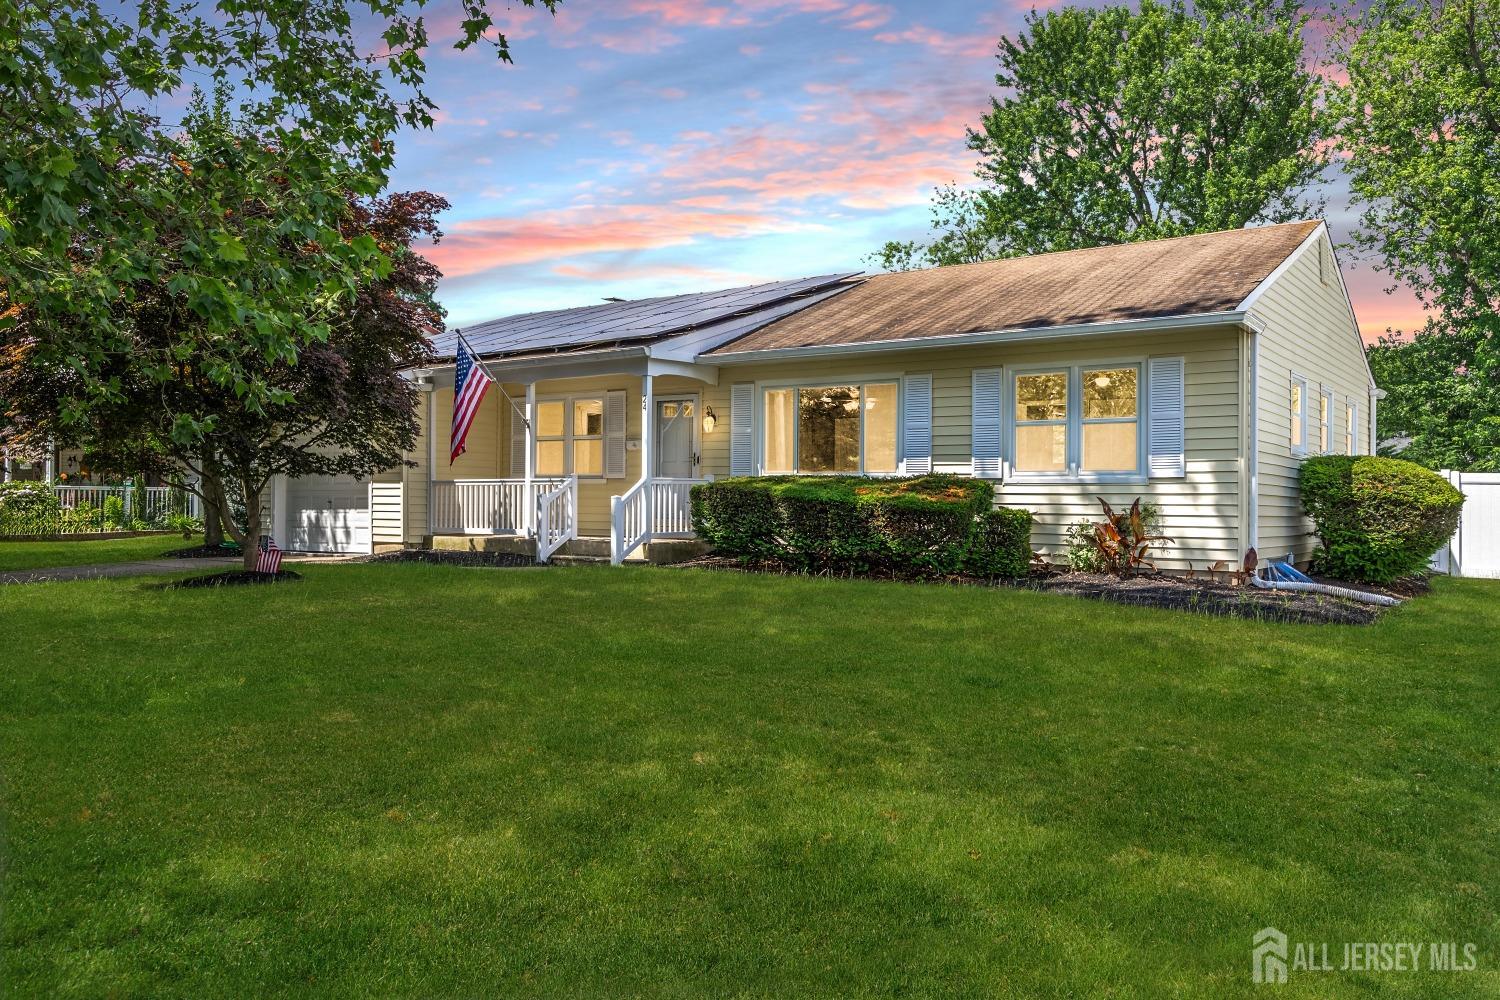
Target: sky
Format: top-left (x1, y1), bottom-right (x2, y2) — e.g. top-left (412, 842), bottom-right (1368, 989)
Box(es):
top-left (388, 0), bottom-right (1429, 342)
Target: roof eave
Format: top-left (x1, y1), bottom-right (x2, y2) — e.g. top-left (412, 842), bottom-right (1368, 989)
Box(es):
top-left (700, 310), bottom-right (1249, 364)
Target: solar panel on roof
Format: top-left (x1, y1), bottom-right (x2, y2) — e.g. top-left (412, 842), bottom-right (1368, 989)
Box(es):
top-left (431, 273), bottom-right (856, 360)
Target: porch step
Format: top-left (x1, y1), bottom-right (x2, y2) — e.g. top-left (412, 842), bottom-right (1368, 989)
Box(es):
top-left (547, 553), bottom-right (614, 566)
top-left (557, 536), bottom-right (611, 558)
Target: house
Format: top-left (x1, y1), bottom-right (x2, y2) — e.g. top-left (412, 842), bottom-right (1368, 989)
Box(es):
top-left (266, 220), bottom-right (1377, 570)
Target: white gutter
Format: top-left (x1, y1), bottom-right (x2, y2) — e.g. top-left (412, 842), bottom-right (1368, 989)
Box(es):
top-left (700, 310), bottom-right (1248, 365)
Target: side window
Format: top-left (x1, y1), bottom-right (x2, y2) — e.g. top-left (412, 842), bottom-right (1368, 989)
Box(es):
top-left (1289, 376), bottom-right (1308, 455)
top-left (1319, 388), bottom-right (1333, 454)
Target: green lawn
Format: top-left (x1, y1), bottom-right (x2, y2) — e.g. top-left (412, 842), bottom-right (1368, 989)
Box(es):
top-left (0, 533), bottom-right (191, 571)
top-left (2, 565), bottom-right (1496, 997)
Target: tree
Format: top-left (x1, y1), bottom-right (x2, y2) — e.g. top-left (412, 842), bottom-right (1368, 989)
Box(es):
top-left (876, 0), bottom-right (1326, 270)
top-left (1, 0), bottom-right (553, 446)
top-left (0, 185), bottom-right (446, 571)
top-left (1335, 0), bottom-right (1500, 468)
top-left (1335, 0), bottom-right (1500, 334)
top-left (1367, 326), bottom-right (1500, 472)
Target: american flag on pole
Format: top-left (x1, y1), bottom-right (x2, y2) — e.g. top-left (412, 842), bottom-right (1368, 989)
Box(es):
top-left (451, 336), bottom-right (494, 464)
top-left (255, 535), bottom-right (283, 574)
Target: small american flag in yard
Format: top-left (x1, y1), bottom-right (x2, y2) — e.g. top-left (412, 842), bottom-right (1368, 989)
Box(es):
top-left (451, 336), bottom-right (494, 464)
top-left (255, 535), bottom-right (283, 575)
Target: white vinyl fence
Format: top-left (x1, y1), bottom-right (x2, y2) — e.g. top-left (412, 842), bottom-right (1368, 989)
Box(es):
top-left (1430, 471), bottom-right (1500, 579)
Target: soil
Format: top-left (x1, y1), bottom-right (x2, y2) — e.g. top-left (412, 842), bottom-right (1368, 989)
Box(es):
top-left (673, 555), bottom-right (1424, 626)
top-left (161, 569), bottom-right (302, 589)
top-left (363, 549), bottom-right (537, 569)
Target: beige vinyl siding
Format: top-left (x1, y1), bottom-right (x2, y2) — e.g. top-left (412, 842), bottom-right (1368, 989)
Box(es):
top-left (1247, 232), bottom-right (1374, 566)
top-left (400, 391), bottom-right (431, 543)
top-left (700, 326), bottom-right (1242, 571)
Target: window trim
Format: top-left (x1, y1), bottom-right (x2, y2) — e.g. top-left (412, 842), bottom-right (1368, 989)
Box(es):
top-left (1007, 360), bottom-right (1146, 485)
top-left (1318, 386), bottom-right (1334, 455)
top-left (1345, 399), bottom-right (1359, 455)
top-left (1289, 373), bottom-right (1310, 457)
top-left (756, 375), bottom-right (903, 476)
top-left (534, 393), bottom-right (606, 479)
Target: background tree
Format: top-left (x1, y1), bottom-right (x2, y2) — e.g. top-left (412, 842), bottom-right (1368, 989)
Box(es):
top-left (877, 0), bottom-right (1326, 270)
top-left (0, 186), bottom-right (446, 571)
top-left (1, 0), bottom-right (553, 453)
top-left (1367, 327), bottom-right (1500, 471)
top-left (1336, 0), bottom-right (1499, 468)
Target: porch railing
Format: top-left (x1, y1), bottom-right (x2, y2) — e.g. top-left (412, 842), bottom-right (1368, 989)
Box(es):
top-left (535, 476), bottom-right (579, 563)
top-left (430, 478), bottom-right (565, 536)
top-left (610, 476), bottom-right (707, 564)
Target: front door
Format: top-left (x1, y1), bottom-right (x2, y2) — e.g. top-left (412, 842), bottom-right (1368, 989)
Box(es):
top-left (655, 397), bottom-right (697, 478)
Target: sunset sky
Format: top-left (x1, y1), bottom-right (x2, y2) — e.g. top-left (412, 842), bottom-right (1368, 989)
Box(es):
top-left (391, 0), bottom-right (1429, 342)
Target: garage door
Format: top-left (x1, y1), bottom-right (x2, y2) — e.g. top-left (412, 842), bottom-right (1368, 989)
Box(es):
top-left (284, 474), bottom-right (371, 553)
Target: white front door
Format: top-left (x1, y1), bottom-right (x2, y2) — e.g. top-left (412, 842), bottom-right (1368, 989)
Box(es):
top-left (655, 396), bottom-right (697, 479)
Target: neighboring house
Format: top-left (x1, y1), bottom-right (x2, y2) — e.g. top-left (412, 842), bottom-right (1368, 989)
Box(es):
top-left (266, 220), bottom-right (1376, 570)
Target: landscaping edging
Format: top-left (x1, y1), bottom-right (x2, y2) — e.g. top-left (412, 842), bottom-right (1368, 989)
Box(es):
top-left (672, 555), bottom-right (1415, 625)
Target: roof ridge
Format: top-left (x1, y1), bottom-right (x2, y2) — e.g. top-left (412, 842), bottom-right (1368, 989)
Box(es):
top-left (873, 219), bottom-right (1323, 280)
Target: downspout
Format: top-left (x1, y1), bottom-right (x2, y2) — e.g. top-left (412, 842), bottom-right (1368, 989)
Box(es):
top-left (1244, 320), bottom-right (1262, 559)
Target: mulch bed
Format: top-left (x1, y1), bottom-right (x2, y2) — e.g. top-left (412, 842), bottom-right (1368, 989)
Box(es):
top-left (165, 544), bottom-right (243, 559)
top-left (674, 555), bottom-right (1419, 626)
top-left (363, 549), bottom-right (537, 568)
top-left (160, 570), bottom-right (303, 589)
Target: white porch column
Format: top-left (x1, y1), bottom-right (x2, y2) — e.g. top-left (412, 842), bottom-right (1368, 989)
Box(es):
top-left (523, 382), bottom-right (536, 537)
top-left (640, 372), bottom-right (655, 483)
top-left (426, 387), bottom-right (437, 538)
top-left (3, 446), bottom-right (10, 482)
top-left (43, 439), bottom-right (55, 482)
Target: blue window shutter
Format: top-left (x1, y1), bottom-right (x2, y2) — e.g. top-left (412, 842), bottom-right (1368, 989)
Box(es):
top-left (902, 374), bottom-right (933, 474)
top-left (1148, 356), bottom-right (1186, 478)
top-left (730, 382), bottom-right (754, 476)
top-left (971, 368), bottom-right (1002, 478)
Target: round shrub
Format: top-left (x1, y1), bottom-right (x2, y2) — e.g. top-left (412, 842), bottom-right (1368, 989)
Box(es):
top-left (0, 481), bottom-right (60, 534)
top-left (1300, 456), bottom-right (1464, 583)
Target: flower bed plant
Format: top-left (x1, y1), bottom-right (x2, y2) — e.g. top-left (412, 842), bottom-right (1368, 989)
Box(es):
top-left (690, 475), bottom-right (1032, 578)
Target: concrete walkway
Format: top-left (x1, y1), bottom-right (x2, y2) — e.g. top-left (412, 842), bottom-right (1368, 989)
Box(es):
top-left (0, 552), bottom-right (359, 585)
top-left (0, 557), bottom-right (239, 585)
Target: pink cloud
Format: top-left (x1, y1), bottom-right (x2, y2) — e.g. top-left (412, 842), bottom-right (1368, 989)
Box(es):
top-left (874, 24), bottom-right (995, 59)
top-left (423, 204), bottom-right (798, 278)
top-left (551, 262), bottom-right (767, 285)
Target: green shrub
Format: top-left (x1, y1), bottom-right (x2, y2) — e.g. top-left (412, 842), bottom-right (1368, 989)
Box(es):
top-left (0, 481), bottom-right (61, 534)
top-left (690, 475), bottom-right (1025, 578)
top-left (103, 494), bottom-right (126, 530)
top-left (963, 508), bottom-right (1033, 579)
top-left (1300, 456), bottom-right (1464, 583)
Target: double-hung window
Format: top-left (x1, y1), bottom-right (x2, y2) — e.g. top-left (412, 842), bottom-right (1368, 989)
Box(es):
top-left (535, 396), bottom-right (604, 477)
top-left (1012, 364), bottom-right (1141, 479)
top-left (762, 381), bottom-right (899, 474)
top-left (1290, 375), bottom-right (1309, 455)
top-left (1345, 400), bottom-right (1359, 454)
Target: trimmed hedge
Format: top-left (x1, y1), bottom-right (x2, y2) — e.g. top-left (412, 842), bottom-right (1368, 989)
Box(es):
top-left (1300, 456), bottom-right (1464, 583)
top-left (690, 475), bottom-right (1033, 578)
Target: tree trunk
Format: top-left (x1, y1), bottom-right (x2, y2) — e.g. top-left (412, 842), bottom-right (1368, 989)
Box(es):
top-left (240, 475), bottom-right (262, 573)
top-left (202, 472), bottom-right (224, 547)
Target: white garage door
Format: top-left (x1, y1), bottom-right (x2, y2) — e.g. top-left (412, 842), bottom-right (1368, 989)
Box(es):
top-left (284, 474), bottom-right (371, 553)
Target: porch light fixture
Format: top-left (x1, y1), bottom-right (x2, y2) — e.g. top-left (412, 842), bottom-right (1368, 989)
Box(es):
top-left (702, 406), bottom-right (717, 434)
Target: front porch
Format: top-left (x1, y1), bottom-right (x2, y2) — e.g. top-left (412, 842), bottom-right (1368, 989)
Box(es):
top-left (415, 354), bottom-right (723, 564)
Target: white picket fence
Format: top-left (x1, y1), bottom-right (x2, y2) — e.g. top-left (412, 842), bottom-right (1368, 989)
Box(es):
top-left (1, 484), bottom-right (200, 535)
top-left (1430, 471), bottom-right (1500, 579)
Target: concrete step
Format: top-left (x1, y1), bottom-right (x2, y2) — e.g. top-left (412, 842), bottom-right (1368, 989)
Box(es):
top-left (546, 553), bottom-right (612, 566)
top-left (558, 536), bottom-right (611, 558)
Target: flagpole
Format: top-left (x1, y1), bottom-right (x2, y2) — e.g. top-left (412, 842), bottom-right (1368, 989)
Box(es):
top-left (455, 329), bottom-right (528, 432)
top-left (453, 332), bottom-right (533, 531)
